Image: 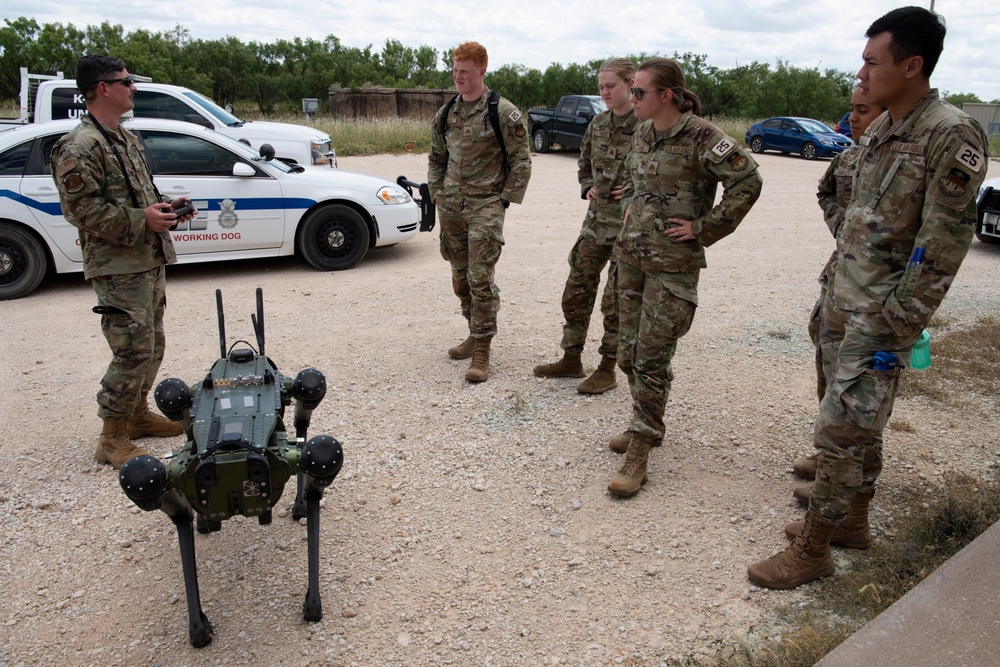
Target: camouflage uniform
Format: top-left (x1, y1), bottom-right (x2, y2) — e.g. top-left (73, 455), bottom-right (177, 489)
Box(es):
top-left (810, 145), bottom-right (885, 489)
top-left (556, 108), bottom-right (638, 357)
top-left (812, 90), bottom-right (988, 519)
top-left (51, 115), bottom-right (176, 419)
top-left (428, 87), bottom-right (532, 338)
top-left (616, 113), bottom-right (762, 438)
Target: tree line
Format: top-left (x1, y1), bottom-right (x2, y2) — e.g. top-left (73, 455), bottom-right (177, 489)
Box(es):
top-left (1, 17), bottom-right (990, 121)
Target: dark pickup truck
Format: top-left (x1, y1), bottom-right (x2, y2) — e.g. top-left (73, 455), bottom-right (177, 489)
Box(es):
top-left (528, 95), bottom-right (606, 152)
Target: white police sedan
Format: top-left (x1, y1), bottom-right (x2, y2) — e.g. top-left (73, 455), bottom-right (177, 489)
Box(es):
top-left (0, 118), bottom-right (432, 299)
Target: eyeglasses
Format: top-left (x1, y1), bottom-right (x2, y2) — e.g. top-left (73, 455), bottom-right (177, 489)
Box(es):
top-left (629, 87), bottom-right (663, 100)
top-left (102, 76), bottom-right (135, 87)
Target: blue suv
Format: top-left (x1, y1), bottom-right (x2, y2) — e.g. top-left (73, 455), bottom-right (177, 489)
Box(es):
top-left (745, 116), bottom-right (853, 160)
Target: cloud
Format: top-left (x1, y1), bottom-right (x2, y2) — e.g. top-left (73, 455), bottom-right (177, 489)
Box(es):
top-left (6, 0), bottom-right (1000, 101)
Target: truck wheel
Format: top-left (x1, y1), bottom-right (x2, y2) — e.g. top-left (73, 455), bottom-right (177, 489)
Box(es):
top-left (0, 222), bottom-right (48, 300)
top-left (532, 128), bottom-right (550, 154)
top-left (297, 204), bottom-right (371, 271)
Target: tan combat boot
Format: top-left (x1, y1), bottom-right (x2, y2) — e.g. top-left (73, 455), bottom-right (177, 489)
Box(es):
top-left (608, 434), bottom-right (654, 497)
top-left (449, 335), bottom-right (476, 360)
top-left (747, 510), bottom-right (835, 589)
top-left (95, 417), bottom-right (150, 469)
top-left (127, 393), bottom-right (184, 438)
top-left (785, 490), bottom-right (874, 550)
top-left (792, 483), bottom-right (811, 504)
top-left (465, 337), bottom-right (492, 383)
top-left (792, 452), bottom-right (819, 480)
top-left (532, 352), bottom-right (585, 378)
top-left (609, 430), bottom-right (663, 453)
top-left (577, 356), bottom-right (617, 394)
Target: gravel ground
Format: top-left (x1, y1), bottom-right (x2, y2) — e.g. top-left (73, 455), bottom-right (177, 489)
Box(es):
top-left (1, 151), bottom-right (998, 667)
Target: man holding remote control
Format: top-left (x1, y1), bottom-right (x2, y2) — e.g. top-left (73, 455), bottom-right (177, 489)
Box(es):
top-left (51, 55), bottom-right (197, 469)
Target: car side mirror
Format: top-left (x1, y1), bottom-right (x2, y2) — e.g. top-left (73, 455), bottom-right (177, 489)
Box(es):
top-left (233, 162), bottom-right (256, 177)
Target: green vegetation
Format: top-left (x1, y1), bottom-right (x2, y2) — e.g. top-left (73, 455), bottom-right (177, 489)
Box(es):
top-left (6, 15), bottom-right (998, 136)
top-left (296, 116), bottom-right (431, 156)
top-left (1, 16), bottom-right (859, 120)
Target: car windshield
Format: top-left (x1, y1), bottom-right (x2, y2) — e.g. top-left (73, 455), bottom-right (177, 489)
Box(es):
top-left (798, 119), bottom-right (834, 134)
top-left (182, 91), bottom-right (245, 126)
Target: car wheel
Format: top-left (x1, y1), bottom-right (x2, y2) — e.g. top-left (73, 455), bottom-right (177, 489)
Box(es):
top-left (297, 204), bottom-right (371, 271)
top-left (801, 142), bottom-right (818, 160)
top-left (0, 222), bottom-right (48, 300)
top-left (532, 128), bottom-right (550, 153)
top-left (749, 137), bottom-right (764, 154)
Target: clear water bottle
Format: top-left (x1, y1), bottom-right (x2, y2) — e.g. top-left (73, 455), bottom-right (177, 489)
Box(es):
top-left (910, 329), bottom-right (931, 370)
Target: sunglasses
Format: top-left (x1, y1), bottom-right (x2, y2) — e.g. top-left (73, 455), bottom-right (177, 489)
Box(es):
top-left (629, 87), bottom-right (663, 100)
top-left (102, 76), bottom-right (135, 87)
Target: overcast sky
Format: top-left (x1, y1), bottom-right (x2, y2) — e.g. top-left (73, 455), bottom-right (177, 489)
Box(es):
top-left (9, 1), bottom-right (1000, 102)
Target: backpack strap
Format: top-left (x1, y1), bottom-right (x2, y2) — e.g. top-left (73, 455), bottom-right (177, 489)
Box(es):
top-left (487, 91), bottom-right (509, 175)
top-left (439, 91), bottom-right (510, 176)
top-left (439, 94), bottom-right (459, 136)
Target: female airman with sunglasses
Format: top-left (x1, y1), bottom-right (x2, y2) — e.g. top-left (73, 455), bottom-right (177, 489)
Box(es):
top-left (607, 57), bottom-right (763, 497)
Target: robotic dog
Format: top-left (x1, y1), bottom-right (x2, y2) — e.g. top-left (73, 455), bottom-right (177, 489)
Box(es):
top-left (118, 288), bottom-right (343, 647)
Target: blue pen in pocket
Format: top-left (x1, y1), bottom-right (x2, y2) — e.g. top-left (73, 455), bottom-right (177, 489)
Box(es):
top-left (899, 246), bottom-right (925, 305)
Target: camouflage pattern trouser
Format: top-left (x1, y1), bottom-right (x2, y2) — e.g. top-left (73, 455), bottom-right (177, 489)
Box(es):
top-left (91, 266), bottom-right (167, 419)
top-left (811, 306), bottom-right (912, 520)
top-left (559, 235), bottom-right (618, 358)
top-left (809, 284), bottom-right (884, 485)
top-left (617, 262), bottom-right (697, 439)
top-left (439, 201), bottom-right (505, 338)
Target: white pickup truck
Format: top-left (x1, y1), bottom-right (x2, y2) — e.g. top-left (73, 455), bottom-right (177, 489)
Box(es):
top-left (2, 68), bottom-right (335, 167)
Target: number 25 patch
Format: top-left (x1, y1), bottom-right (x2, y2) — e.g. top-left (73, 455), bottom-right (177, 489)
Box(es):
top-left (711, 137), bottom-right (735, 157)
top-left (956, 143), bottom-right (983, 173)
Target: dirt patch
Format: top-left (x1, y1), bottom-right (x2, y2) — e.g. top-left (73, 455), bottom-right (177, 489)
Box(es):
top-left (1, 152), bottom-right (998, 666)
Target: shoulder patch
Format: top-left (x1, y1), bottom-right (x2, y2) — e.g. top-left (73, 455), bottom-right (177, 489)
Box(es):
top-left (939, 167), bottom-right (970, 197)
top-left (727, 152), bottom-right (749, 172)
top-left (710, 136), bottom-right (736, 157)
top-left (60, 172), bottom-right (85, 194)
top-left (955, 142), bottom-right (984, 173)
top-left (507, 109), bottom-right (522, 124)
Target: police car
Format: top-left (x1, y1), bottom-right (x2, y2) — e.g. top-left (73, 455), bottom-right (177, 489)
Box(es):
top-left (0, 118), bottom-right (431, 299)
top-left (977, 176), bottom-right (1000, 245)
